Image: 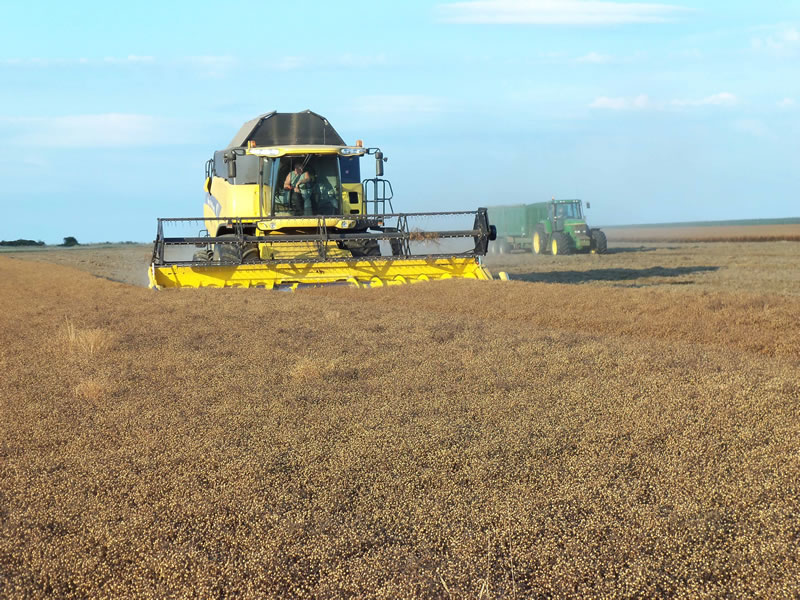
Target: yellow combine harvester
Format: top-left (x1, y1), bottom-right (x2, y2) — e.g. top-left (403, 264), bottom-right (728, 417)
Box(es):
top-left (149, 110), bottom-right (498, 289)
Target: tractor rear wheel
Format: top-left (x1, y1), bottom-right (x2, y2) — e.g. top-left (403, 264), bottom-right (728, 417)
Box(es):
top-left (550, 232), bottom-right (572, 256)
top-left (533, 227), bottom-right (547, 254)
top-left (591, 229), bottom-right (608, 254)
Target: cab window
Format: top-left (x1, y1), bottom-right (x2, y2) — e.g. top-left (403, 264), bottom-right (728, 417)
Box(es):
top-left (272, 155), bottom-right (342, 216)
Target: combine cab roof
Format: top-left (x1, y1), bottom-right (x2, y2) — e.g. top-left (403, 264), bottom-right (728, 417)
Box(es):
top-left (228, 110), bottom-right (346, 149)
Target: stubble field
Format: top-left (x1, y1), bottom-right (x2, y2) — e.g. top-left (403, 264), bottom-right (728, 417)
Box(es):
top-left (1, 230), bottom-right (799, 598)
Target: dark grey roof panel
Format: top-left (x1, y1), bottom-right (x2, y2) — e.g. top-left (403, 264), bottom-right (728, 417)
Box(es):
top-left (226, 110), bottom-right (346, 148)
top-left (228, 112), bottom-right (275, 148)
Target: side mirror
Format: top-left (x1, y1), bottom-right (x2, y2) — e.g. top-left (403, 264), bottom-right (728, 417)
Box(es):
top-left (375, 150), bottom-right (384, 177)
top-left (225, 152), bottom-right (237, 180)
top-left (586, 202), bottom-right (591, 209)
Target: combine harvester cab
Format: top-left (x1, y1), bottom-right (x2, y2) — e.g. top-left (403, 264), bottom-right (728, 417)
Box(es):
top-left (150, 110), bottom-right (499, 289)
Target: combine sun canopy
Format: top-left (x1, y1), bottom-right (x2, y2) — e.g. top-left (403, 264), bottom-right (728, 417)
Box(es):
top-left (228, 110), bottom-right (346, 148)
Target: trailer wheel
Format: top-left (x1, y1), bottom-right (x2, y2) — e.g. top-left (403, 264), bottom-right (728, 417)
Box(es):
top-left (591, 230), bottom-right (608, 254)
top-left (550, 232), bottom-right (572, 256)
top-left (533, 227), bottom-right (547, 255)
top-left (498, 240), bottom-right (512, 255)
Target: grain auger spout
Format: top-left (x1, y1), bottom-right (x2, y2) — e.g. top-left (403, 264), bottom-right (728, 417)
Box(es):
top-left (149, 209), bottom-right (498, 289)
top-left (149, 110), bottom-right (504, 290)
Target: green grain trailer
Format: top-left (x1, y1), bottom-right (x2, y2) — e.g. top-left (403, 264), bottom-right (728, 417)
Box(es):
top-left (489, 199), bottom-right (607, 256)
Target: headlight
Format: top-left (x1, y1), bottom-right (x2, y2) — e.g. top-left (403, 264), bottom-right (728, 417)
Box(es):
top-left (339, 147), bottom-right (366, 156)
top-left (251, 147), bottom-right (281, 157)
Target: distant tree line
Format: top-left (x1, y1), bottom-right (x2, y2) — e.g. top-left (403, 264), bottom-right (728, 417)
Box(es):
top-left (0, 239), bottom-right (45, 247)
top-left (0, 237), bottom-right (146, 247)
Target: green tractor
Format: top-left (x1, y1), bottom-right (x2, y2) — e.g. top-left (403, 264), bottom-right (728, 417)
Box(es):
top-left (530, 198), bottom-right (607, 256)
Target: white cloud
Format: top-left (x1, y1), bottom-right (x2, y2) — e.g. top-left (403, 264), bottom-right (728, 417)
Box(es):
top-left (355, 95), bottom-right (446, 115)
top-left (103, 55), bottom-right (155, 64)
top-left (589, 94), bottom-right (653, 109)
top-left (671, 92), bottom-right (738, 107)
top-left (347, 95), bottom-right (448, 129)
top-left (751, 26), bottom-right (800, 56)
top-left (436, 0), bottom-right (690, 25)
top-left (180, 55), bottom-right (237, 78)
top-left (576, 51), bottom-right (612, 64)
top-left (321, 95), bottom-right (451, 136)
top-left (778, 97), bottom-right (795, 108)
top-left (733, 119), bottom-right (769, 138)
top-left (273, 56), bottom-right (307, 71)
top-left (0, 53), bottom-right (386, 75)
top-left (330, 53), bottom-right (389, 69)
top-left (0, 114), bottom-right (184, 147)
top-left (590, 97), bottom-right (628, 109)
top-left (671, 48), bottom-right (702, 59)
top-left (590, 92), bottom-right (738, 111)
top-left (0, 56), bottom-right (156, 67)
top-left (270, 54), bottom-right (388, 71)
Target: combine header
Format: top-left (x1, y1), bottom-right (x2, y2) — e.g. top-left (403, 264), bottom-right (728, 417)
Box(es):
top-left (149, 110), bottom-right (498, 289)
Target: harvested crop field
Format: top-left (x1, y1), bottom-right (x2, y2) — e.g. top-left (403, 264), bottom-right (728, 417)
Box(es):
top-left (603, 223), bottom-right (800, 243)
top-left (2, 239), bottom-right (800, 598)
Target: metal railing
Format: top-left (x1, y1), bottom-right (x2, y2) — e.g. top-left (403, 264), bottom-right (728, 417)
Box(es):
top-left (362, 178), bottom-right (394, 215)
top-left (151, 209), bottom-right (493, 266)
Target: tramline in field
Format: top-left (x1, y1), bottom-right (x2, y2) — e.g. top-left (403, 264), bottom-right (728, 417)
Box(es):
top-left (149, 110), bottom-right (499, 290)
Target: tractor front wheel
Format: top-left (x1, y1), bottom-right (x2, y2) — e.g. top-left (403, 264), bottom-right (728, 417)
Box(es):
top-left (591, 229), bottom-right (608, 254)
top-left (550, 232), bottom-right (572, 256)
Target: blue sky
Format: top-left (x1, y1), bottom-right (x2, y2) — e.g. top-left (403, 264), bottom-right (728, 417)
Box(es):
top-left (1, 0), bottom-right (798, 243)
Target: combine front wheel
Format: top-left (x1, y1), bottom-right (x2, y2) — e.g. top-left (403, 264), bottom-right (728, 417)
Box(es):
top-left (212, 233), bottom-right (260, 263)
top-left (192, 249), bottom-right (212, 262)
top-left (213, 234), bottom-right (241, 263)
top-left (343, 239), bottom-right (381, 257)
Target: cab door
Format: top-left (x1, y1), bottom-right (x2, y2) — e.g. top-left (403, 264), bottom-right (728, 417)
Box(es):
top-left (551, 203), bottom-right (565, 232)
top-left (260, 157), bottom-right (274, 216)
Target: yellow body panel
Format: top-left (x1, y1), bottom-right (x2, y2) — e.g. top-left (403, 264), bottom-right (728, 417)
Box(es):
top-left (256, 218), bottom-right (357, 230)
top-left (341, 182), bottom-right (364, 215)
top-left (149, 257), bottom-right (493, 290)
top-left (257, 240), bottom-right (352, 261)
top-left (206, 178), bottom-right (260, 233)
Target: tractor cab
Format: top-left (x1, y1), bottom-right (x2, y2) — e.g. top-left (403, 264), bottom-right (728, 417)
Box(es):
top-left (549, 200), bottom-right (584, 231)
